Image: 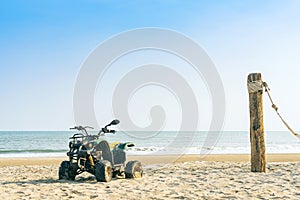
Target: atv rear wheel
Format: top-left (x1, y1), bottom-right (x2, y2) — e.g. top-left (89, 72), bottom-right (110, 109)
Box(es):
top-left (59, 161), bottom-right (76, 180)
top-left (95, 160), bottom-right (112, 182)
top-left (125, 160), bottom-right (143, 178)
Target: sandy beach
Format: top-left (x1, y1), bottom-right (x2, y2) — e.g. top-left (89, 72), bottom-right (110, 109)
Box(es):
top-left (1, 154), bottom-right (300, 199)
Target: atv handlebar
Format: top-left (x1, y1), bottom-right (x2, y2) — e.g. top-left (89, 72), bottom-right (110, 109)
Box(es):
top-left (69, 126), bottom-right (94, 136)
top-left (70, 119), bottom-right (119, 136)
top-left (97, 119), bottom-right (119, 136)
top-left (98, 128), bottom-right (116, 136)
top-left (105, 129), bottom-right (116, 134)
top-left (101, 127), bottom-right (116, 133)
top-left (69, 126), bottom-right (94, 130)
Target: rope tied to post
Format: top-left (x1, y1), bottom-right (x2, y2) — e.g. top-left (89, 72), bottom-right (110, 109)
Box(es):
top-left (262, 81), bottom-right (300, 140)
top-left (247, 80), bottom-right (263, 93)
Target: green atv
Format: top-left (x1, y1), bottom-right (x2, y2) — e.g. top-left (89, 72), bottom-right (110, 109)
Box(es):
top-left (59, 119), bottom-right (143, 182)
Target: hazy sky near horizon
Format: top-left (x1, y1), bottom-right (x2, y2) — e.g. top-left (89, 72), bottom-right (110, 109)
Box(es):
top-left (1, 0), bottom-right (300, 131)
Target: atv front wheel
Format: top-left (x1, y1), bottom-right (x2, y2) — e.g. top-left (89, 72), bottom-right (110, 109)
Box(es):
top-left (95, 160), bottom-right (112, 182)
top-left (125, 160), bottom-right (143, 178)
top-left (59, 161), bottom-right (76, 180)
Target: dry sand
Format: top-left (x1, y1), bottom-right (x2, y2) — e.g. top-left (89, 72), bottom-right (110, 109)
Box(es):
top-left (1, 154), bottom-right (300, 199)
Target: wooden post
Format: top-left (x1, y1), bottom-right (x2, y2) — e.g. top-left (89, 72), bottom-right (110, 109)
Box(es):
top-left (247, 73), bottom-right (266, 172)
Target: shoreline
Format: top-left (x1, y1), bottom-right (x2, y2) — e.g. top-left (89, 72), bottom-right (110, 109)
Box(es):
top-left (1, 153), bottom-right (299, 167)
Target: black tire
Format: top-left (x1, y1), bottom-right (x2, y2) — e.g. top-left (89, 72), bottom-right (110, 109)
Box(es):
top-left (95, 160), bottom-right (112, 182)
top-left (58, 161), bottom-right (76, 180)
top-left (125, 160), bottom-right (143, 178)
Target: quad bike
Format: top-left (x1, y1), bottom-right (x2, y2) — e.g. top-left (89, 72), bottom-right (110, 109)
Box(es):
top-left (58, 119), bottom-right (143, 182)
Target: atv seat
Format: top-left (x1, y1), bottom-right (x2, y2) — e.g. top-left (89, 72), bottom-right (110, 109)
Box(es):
top-left (113, 149), bottom-right (126, 165)
top-left (96, 140), bottom-right (114, 164)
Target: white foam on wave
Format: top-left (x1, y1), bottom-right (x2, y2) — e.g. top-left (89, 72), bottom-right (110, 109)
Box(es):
top-left (0, 152), bottom-right (66, 158)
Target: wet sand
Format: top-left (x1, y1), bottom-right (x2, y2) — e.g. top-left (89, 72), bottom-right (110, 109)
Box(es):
top-left (1, 153), bottom-right (299, 167)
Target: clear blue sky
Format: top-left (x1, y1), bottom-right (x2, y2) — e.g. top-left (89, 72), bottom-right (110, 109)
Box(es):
top-left (1, 0), bottom-right (300, 130)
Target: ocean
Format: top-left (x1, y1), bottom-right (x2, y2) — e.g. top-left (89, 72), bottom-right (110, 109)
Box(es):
top-left (0, 131), bottom-right (299, 158)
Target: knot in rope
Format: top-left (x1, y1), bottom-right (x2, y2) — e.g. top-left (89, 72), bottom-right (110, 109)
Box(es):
top-left (262, 81), bottom-right (300, 140)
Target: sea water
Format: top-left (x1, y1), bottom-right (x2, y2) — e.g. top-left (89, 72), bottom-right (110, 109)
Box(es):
top-left (0, 131), bottom-right (299, 158)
